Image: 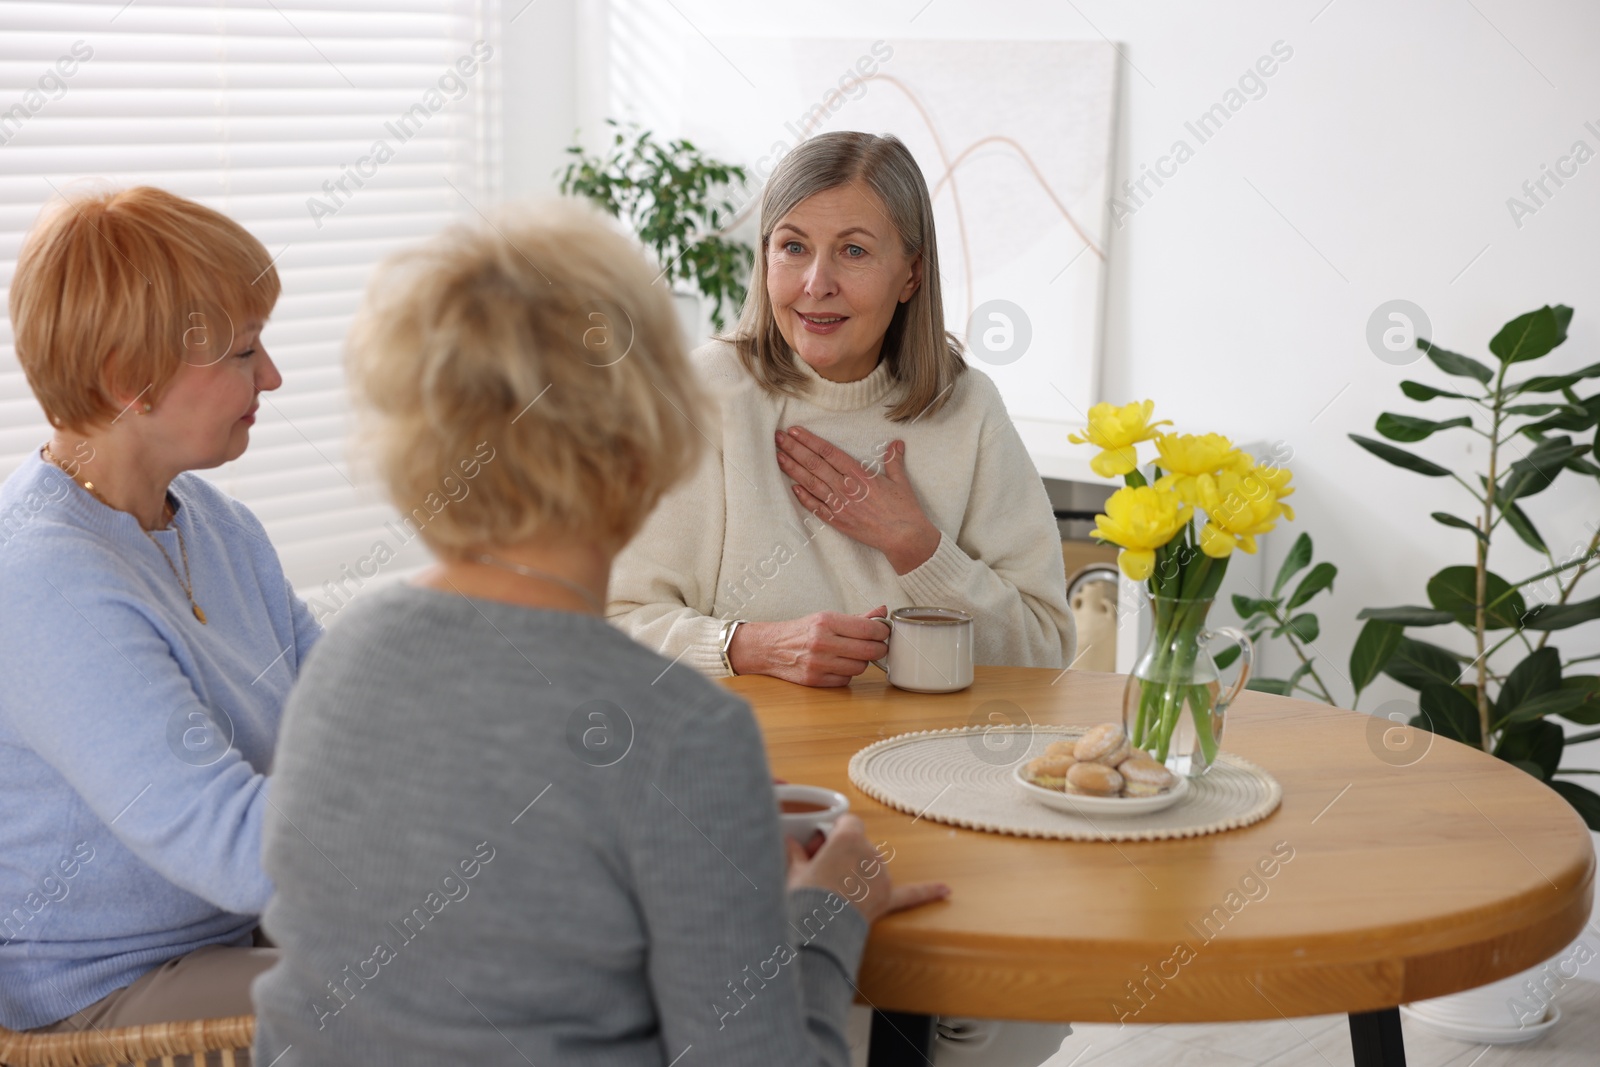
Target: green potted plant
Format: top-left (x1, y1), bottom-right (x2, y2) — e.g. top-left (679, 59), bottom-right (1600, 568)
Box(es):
top-left (1179, 314), bottom-right (1596, 1039)
top-left (558, 119), bottom-right (754, 331)
top-left (1343, 304), bottom-right (1600, 828)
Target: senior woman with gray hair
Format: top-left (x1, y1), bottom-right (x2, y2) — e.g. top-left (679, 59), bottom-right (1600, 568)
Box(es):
top-left (607, 131), bottom-right (1075, 689)
top-left (250, 201), bottom-right (948, 1066)
top-left (607, 131), bottom-right (1074, 1065)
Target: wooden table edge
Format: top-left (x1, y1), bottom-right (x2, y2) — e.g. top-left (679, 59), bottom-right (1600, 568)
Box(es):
top-left (730, 668), bottom-right (1598, 1024)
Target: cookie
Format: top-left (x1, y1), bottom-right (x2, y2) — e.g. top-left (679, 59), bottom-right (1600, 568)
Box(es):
top-left (1025, 755), bottom-right (1074, 791)
top-left (1065, 760), bottom-right (1123, 797)
top-left (1119, 756), bottom-right (1176, 797)
top-left (1044, 740), bottom-right (1079, 761)
top-left (1074, 723), bottom-right (1132, 766)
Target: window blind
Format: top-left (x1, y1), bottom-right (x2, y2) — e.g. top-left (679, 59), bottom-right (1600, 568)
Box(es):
top-left (0, 0), bottom-right (500, 611)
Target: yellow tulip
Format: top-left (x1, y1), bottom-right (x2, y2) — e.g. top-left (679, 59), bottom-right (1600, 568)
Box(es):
top-left (1153, 433), bottom-right (1253, 504)
top-left (1092, 484), bottom-right (1193, 580)
top-left (1068, 400), bottom-right (1173, 478)
top-left (1250, 462), bottom-right (1296, 521)
top-left (1195, 466), bottom-right (1292, 557)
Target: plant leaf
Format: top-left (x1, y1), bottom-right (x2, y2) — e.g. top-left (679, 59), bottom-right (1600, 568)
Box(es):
top-left (1488, 305), bottom-right (1573, 364)
top-left (1384, 637), bottom-right (1466, 691)
top-left (1560, 677), bottom-right (1600, 725)
top-left (1286, 661), bottom-right (1314, 689)
top-left (1350, 619), bottom-right (1403, 698)
top-left (1495, 647), bottom-right (1561, 722)
top-left (1349, 434), bottom-right (1451, 477)
top-left (1499, 436), bottom-right (1585, 504)
top-left (1520, 404), bottom-right (1597, 436)
top-left (1551, 781), bottom-right (1600, 831)
top-left (1287, 562), bottom-right (1337, 610)
top-left (1357, 605), bottom-right (1457, 625)
top-left (1508, 760), bottom-right (1546, 779)
top-left (1509, 361), bottom-right (1600, 393)
top-left (1495, 720), bottom-right (1564, 779)
top-left (1520, 593), bottom-right (1600, 631)
top-left (1418, 682), bottom-right (1483, 746)
top-left (1286, 613), bottom-right (1320, 643)
top-left (1504, 403), bottom-right (1568, 416)
top-left (1272, 532), bottom-right (1313, 597)
top-left (1500, 499), bottom-right (1547, 553)
top-left (1568, 456), bottom-right (1600, 477)
top-left (1232, 594), bottom-right (1275, 619)
top-left (1426, 566), bottom-right (1528, 629)
top-left (1431, 512), bottom-right (1487, 541)
top-left (1377, 413), bottom-right (1473, 442)
top-left (1213, 644), bottom-right (1242, 671)
top-left (1247, 677), bottom-right (1292, 696)
top-left (1401, 380), bottom-right (1472, 401)
top-left (1418, 338), bottom-right (1494, 383)
top-left (1501, 688), bottom-right (1597, 725)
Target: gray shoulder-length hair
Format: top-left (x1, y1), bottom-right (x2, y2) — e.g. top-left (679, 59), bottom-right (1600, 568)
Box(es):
top-left (722, 131), bottom-right (966, 423)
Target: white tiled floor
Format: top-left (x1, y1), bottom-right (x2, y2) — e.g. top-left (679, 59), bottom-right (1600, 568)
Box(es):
top-left (1041, 979), bottom-right (1600, 1066)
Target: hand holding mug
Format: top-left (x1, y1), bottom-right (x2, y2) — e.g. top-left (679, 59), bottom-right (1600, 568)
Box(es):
top-left (785, 814), bottom-right (950, 923)
top-left (728, 606), bottom-right (891, 687)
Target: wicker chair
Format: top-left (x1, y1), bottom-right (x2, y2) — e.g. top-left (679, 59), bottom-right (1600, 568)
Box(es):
top-left (0, 1014), bottom-right (254, 1067)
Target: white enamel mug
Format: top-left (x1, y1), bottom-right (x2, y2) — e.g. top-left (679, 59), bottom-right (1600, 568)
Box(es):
top-left (872, 606), bottom-right (975, 693)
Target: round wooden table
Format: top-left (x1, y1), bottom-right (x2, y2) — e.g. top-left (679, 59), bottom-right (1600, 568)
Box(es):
top-left (724, 666), bottom-right (1595, 1067)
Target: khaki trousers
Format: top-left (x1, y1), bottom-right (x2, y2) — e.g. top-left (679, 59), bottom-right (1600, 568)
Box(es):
top-left (34, 940), bottom-right (278, 1066)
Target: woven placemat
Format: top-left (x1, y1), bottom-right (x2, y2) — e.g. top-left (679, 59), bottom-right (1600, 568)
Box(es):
top-left (848, 725), bottom-right (1282, 842)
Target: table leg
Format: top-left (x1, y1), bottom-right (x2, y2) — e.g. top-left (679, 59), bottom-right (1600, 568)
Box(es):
top-left (868, 1009), bottom-right (935, 1066)
top-left (1348, 1007), bottom-right (1407, 1066)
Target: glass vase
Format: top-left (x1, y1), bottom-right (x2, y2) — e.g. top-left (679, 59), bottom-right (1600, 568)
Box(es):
top-left (1121, 593), bottom-right (1253, 777)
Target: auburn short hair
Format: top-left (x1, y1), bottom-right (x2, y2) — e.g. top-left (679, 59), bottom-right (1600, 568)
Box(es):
top-left (344, 198), bottom-right (708, 554)
top-left (9, 185), bottom-right (280, 432)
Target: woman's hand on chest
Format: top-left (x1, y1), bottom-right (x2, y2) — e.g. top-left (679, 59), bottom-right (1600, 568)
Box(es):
top-left (773, 425), bottom-right (940, 575)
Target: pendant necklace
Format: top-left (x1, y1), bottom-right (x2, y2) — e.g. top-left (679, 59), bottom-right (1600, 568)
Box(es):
top-left (472, 553), bottom-right (604, 613)
top-left (44, 445), bottom-right (207, 624)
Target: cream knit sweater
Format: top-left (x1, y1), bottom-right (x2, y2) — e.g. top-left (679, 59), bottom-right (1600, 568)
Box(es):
top-left (607, 340), bottom-right (1076, 677)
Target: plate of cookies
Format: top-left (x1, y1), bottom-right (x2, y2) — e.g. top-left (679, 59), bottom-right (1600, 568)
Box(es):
top-left (1013, 723), bottom-right (1188, 816)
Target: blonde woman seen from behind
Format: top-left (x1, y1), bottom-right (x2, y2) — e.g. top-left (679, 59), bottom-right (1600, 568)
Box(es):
top-left (251, 200), bottom-right (949, 1067)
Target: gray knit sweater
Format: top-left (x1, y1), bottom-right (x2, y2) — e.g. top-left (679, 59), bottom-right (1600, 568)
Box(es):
top-left (253, 583), bottom-right (868, 1065)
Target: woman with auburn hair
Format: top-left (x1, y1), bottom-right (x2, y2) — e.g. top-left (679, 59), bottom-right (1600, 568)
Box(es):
top-left (607, 131), bottom-right (1075, 689)
top-left (0, 187), bottom-right (318, 1037)
top-left (250, 200), bottom-right (948, 1066)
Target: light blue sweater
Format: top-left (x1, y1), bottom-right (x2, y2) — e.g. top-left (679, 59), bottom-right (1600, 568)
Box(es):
top-left (0, 448), bottom-right (321, 1030)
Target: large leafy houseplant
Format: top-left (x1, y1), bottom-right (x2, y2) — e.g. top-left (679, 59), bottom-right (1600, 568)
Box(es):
top-left (558, 120), bottom-right (753, 330)
top-left (1348, 304), bottom-right (1600, 827)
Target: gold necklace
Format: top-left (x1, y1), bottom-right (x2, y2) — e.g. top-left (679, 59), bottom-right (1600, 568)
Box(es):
top-left (44, 445), bottom-right (207, 625)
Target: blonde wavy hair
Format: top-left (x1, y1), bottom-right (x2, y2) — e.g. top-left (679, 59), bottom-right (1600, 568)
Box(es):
top-left (725, 131), bottom-right (965, 423)
top-left (345, 199), bottom-right (707, 554)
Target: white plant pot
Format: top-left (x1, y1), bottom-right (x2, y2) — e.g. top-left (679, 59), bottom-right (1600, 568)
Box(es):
top-left (1402, 961), bottom-right (1571, 1044)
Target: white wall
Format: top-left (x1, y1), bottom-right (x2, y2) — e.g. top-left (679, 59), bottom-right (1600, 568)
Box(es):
top-left (519, 0), bottom-right (1600, 710)
top-left (500, 0), bottom-right (579, 198)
